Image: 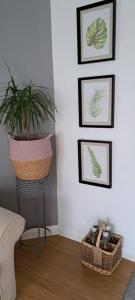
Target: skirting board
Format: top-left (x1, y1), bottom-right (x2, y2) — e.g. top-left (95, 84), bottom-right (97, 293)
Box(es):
top-left (22, 225), bottom-right (135, 262)
top-left (22, 225), bottom-right (59, 240)
top-left (58, 226), bottom-right (135, 262)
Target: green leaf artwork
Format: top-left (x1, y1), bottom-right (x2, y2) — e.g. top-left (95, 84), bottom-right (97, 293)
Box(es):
top-left (86, 17), bottom-right (107, 49)
top-left (87, 146), bottom-right (102, 178)
top-left (89, 89), bottom-right (104, 119)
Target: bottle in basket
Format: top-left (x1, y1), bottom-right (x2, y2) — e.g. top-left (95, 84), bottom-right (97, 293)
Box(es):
top-left (105, 225), bottom-right (115, 244)
top-left (86, 221), bottom-right (99, 244)
top-left (101, 231), bottom-right (112, 252)
top-left (93, 221), bottom-right (99, 234)
top-left (86, 227), bottom-right (92, 244)
top-left (91, 227), bottom-right (98, 246)
top-left (105, 225), bottom-right (111, 239)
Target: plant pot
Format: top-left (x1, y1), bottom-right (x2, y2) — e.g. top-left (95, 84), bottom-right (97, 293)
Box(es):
top-left (9, 134), bottom-right (53, 180)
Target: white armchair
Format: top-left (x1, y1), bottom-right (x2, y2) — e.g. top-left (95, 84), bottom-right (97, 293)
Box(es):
top-left (0, 207), bottom-right (25, 300)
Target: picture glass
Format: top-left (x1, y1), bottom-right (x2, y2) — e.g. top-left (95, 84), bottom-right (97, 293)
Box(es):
top-left (78, 140), bottom-right (112, 188)
top-left (77, 1), bottom-right (115, 63)
top-left (79, 76), bottom-right (114, 127)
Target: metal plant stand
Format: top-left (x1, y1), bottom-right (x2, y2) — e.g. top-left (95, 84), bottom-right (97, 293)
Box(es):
top-left (16, 177), bottom-right (50, 254)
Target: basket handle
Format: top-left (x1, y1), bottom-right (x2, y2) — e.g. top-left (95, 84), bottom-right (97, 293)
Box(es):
top-left (96, 222), bottom-right (106, 248)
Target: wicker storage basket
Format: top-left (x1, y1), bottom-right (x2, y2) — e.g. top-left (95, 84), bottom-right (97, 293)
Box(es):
top-left (9, 134), bottom-right (53, 180)
top-left (11, 156), bottom-right (52, 181)
top-left (81, 223), bottom-right (122, 275)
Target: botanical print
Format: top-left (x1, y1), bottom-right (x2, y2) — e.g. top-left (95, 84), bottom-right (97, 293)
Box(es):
top-left (78, 140), bottom-right (112, 188)
top-left (78, 75), bottom-right (114, 127)
top-left (87, 146), bottom-right (102, 178)
top-left (89, 89), bottom-right (104, 119)
top-left (86, 17), bottom-right (107, 49)
top-left (77, 0), bottom-right (116, 63)
top-left (82, 6), bottom-right (111, 62)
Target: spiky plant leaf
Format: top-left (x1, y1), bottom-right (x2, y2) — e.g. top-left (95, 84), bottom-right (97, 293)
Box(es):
top-left (89, 89), bottom-right (104, 119)
top-left (86, 17), bottom-right (107, 49)
top-left (87, 146), bottom-right (102, 178)
top-left (0, 65), bottom-right (56, 139)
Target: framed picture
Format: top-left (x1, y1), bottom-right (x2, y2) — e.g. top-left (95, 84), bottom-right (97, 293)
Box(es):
top-left (78, 140), bottom-right (112, 188)
top-left (77, 0), bottom-right (116, 64)
top-left (78, 75), bottom-right (115, 128)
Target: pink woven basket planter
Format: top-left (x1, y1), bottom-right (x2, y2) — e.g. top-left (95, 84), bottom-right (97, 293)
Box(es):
top-left (9, 134), bottom-right (53, 180)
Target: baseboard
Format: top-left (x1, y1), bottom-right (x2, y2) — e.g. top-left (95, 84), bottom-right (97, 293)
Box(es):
top-left (58, 226), bottom-right (135, 262)
top-left (22, 225), bottom-right (59, 240)
top-left (122, 249), bottom-right (135, 262)
top-left (58, 226), bottom-right (82, 243)
top-left (22, 225), bottom-right (135, 262)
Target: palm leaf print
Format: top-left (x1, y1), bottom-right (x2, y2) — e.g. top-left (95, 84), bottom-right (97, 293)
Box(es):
top-left (89, 89), bottom-right (104, 119)
top-left (87, 146), bottom-right (102, 178)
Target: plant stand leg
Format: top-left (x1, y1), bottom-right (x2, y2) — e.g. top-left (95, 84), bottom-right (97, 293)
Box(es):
top-left (16, 177), bottom-right (49, 255)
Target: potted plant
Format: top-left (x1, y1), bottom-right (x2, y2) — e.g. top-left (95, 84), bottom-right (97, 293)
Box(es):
top-left (0, 66), bottom-right (56, 180)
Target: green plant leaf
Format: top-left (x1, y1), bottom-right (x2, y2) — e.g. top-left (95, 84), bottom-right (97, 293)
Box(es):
top-left (89, 89), bottom-right (104, 118)
top-left (0, 65), bottom-right (57, 139)
top-left (86, 17), bottom-right (107, 49)
top-left (87, 146), bottom-right (102, 178)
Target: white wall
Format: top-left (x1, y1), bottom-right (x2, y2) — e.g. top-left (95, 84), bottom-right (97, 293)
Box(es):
top-left (51, 0), bottom-right (135, 261)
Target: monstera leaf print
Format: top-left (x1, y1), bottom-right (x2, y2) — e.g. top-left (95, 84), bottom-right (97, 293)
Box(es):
top-left (87, 146), bottom-right (102, 178)
top-left (86, 17), bottom-right (107, 49)
top-left (89, 89), bottom-right (104, 118)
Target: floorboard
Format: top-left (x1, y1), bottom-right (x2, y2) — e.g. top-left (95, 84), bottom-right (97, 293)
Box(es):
top-left (15, 235), bottom-right (135, 300)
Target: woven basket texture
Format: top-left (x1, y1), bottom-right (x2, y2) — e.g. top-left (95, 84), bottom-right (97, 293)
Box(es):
top-left (81, 227), bottom-right (122, 275)
top-left (11, 156), bottom-right (52, 180)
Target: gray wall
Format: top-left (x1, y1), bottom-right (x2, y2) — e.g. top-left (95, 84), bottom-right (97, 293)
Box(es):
top-left (0, 0), bottom-right (58, 225)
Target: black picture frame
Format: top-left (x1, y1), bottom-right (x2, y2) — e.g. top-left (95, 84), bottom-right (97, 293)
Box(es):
top-left (78, 75), bottom-right (115, 128)
top-left (78, 140), bottom-right (112, 188)
top-left (77, 0), bottom-right (116, 64)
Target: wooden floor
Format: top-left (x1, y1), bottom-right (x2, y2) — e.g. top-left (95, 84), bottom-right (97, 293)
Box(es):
top-left (15, 235), bottom-right (135, 300)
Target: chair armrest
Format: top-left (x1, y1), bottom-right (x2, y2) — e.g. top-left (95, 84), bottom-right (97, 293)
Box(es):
top-left (0, 207), bottom-right (25, 242)
top-left (0, 207), bottom-right (25, 300)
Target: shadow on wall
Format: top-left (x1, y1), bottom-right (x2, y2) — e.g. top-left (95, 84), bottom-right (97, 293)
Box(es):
top-left (0, 0), bottom-right (58, 225)
top-left (0, 183), bottom-right (17, 212)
